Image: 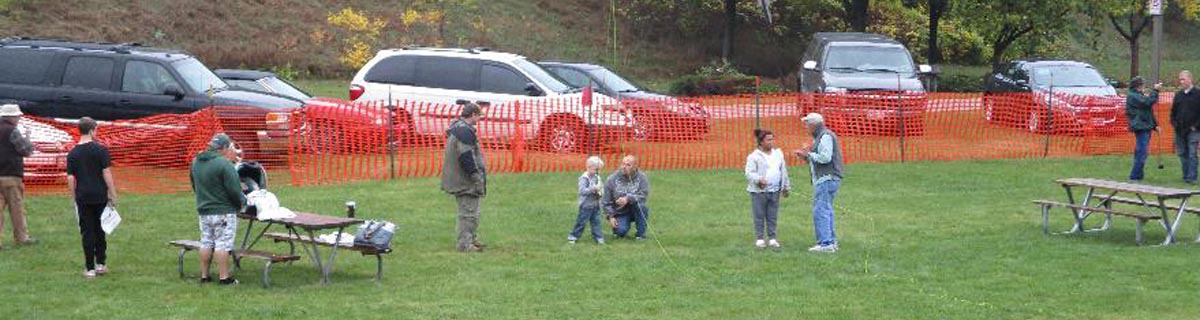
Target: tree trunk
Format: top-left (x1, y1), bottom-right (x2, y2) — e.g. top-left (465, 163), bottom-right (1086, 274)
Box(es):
top-left (1129, 37), bottom-right (1140, 78)
top-left (842, 0), bottom-right (870, 32)
top-left (927, 7), bottom-right (941, 63)
top-left (722, 0), bottom-right (736, 61)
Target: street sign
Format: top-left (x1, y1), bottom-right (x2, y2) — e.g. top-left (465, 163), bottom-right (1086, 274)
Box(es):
top-left (1149, 0), bottom-right (1163, 16)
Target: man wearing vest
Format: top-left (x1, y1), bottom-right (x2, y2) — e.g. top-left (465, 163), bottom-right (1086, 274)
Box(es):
top-left (795, 113), bottom-right (842, 253)
top-left (0, 104), bottom-right (36, 250)
top-left (442, 103), bottom-right (488, 252)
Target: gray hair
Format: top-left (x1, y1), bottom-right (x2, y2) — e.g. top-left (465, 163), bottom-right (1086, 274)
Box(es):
top-left (586, 156), bottom-right (604, 169)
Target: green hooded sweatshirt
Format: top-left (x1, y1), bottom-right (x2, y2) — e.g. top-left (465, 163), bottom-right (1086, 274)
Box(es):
top-left (189, 150), bottom-right (246, 216)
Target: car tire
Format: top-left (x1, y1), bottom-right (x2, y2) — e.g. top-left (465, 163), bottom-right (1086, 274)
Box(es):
top-left (538, 116), bottom-right (585, 153)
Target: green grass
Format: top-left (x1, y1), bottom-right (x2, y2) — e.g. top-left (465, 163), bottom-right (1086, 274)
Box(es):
top-left (5, 155), bottom-right (1200, 318)
top-left (295, 79), bottom-right (348, 100)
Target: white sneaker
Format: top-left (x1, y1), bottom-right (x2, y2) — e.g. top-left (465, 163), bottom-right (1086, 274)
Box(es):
top-left (83, 270), bottom-right (97, 278)
top-left (95, 264), bottom-right (108, 275)
top-left (755, 239), bottom-right (767, 248)
top-left (768, 239), bottom-right (781, 248)
top-left (807, 244), bottom-right (838, 253)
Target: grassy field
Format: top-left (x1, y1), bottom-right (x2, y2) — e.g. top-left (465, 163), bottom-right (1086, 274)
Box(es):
top-left (4, 155), bottom-right (1200, 319)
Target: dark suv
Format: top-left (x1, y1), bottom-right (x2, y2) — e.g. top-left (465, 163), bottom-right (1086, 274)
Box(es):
top-left (797, 32), bottom-right (934, 136)
top-left (0, 38), bottom-right (303, 159)
top-left (982, 60), bottom-right (1122, 134)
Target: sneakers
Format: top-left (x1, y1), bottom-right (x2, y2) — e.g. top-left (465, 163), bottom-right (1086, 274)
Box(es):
top-left (83, 270), bottom-right (97, 278)
top-left (807, 243), bottom-right (838, 253)
top-left (635, 236), bottom-right (646, 241)
top-left (596, 238), bottom-right (606, 245)
top-left (218, 277), bottom-right (239, 285)
top-left (567, 236), bottom-right (578, 244)
top-left (471, 240), bottom-right (487, 249)
top-left (768, 239), bottom-right (781, 248)
top-left (18, 237), bottom-right (37, 246)
top-left (459, 245), bottom-right (483, 252)
top-left (754, 239), bottom-right (767, 248)
top-left (95, 265), bottom-right (108, 275)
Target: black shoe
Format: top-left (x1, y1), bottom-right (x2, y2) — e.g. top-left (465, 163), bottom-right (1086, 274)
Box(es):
top-left (218, 277), bottom-right (239, 285)
top-left (199, 277), bottom-right (213, 284)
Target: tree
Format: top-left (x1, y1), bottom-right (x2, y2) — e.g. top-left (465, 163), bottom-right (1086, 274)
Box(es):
top-left (840, 0), bottom-right (871, 32)
top-left (926, 0), bottom-right (949, 64)
top-left (960, 0), bottom-right (1077, 72)
top-left (1087, 0), bottom-right (1151, 79)
top-left (722, 0), bottom-right (737, 61)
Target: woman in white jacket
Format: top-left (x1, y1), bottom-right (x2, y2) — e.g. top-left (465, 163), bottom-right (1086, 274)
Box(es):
top-left (745, 129), bottom-right (790, 248)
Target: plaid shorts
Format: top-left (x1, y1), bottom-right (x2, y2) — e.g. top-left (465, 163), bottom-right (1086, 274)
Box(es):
top-left (198, 214), bottom-right (238, 251)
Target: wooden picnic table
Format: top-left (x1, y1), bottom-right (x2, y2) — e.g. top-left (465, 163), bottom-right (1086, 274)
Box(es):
top-left (1054, 178), bottom-right (1200, 245)
top-left (237, 212), bottom-right (362, 284)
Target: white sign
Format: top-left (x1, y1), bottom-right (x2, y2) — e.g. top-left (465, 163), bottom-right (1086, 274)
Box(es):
top-left (1149, 0), bottom-right (1163, 16)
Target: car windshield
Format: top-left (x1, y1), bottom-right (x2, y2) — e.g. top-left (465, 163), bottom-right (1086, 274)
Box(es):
top-left (587, 68), bottom-right (641, 93)
top-left (262, 77), bottom-right (311, 100)
top-left (173, 58), bottom-right (228, 94)
top-left (512, 59), bottom-right (572, 94)
top-left (1030, 66), bottom-right (1108, 87)
top-left (824, 45), bottom-right (915, 74)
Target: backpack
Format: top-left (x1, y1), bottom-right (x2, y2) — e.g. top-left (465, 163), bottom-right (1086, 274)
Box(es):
top-left (353, 220), bottom-right (397, 250)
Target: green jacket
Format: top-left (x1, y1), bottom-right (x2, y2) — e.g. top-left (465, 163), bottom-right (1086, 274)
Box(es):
top-left (189, 150), bottom-right (246, 215)
top-left (1126, 88), bottom-right (1159, 132)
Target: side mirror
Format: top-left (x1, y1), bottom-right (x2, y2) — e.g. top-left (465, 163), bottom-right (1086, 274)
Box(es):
top-left (918, 64), bottom-right (934, 74)
top-left (802, 61), bottom-right (818, 71)
top-left (525, 83), bottom-right (544, 96)
top-left (163, 84), bottom-right (185, 100)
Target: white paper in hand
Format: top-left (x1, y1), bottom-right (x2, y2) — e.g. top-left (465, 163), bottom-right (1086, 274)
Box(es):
top-left (101, 206), bottom-right (121, 235)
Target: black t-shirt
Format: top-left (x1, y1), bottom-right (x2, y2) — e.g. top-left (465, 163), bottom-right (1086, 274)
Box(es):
top-left (66, 141), bottom-right (111, 205)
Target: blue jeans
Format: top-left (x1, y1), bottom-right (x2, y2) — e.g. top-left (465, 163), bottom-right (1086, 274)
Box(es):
top-left (1174, 129), bottom-right (1200, 182)
top-left (812, 180), bottom-right (840, 246)
top-left (612, 204), bottom-right (649, 238)
top-left (569, 206), bottom-right (603, 241)
top-left (1130, 130), bottom-right (1151, 181)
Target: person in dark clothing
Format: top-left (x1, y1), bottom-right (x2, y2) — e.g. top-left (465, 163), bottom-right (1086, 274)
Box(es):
top-left (66, 117), bottom-right (117, 278)
top-left (1126, 77), bottom-right (1162, 181)
top-left (0, 104), bottom-right (36, 250)
top-left (1170, 71), bottom-right (1200, 184)
top-left (441, 103), bottom-right (487, 252)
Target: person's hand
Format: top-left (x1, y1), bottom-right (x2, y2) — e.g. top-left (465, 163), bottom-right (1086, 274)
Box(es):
top-left (108, 195), bottom-right (118, 208)
top-left (757, 178), bottom-right (767, 187)
top-left (608, 216), bottom-right (618, 228)
top-left (593, 185), bottom-right (602, 194)
top-left (616, 196), bottom-right (628, 208)
top-left (793, 149), bottom-right (808, 162)
top-left (782, 189), bottom-right (790, 198)
top-left (1154, 82), bottom-right (1163, 91)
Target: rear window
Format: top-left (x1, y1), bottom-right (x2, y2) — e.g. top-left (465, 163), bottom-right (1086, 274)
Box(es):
top-left (62, 56), bottom-right (115, 90)
top-left (364, 55), bottom-right (417, 85)
top-left (0, 49), bottom-right (54, 85)
top-left (413, 56), bottom-right (477, 91)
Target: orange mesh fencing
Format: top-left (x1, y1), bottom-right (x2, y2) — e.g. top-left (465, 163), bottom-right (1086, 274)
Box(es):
top-left (17, 92), bottom-right (1180, 194)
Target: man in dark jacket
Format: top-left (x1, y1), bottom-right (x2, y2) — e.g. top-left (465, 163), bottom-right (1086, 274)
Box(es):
top-left (441, 103), bottom-right (487, 252)
top-left (1170, 71), bottom-right (1200, 183)
top-left (1126, 77), bottom-right (1161, 181)
top-left (602, 155), bottom-right (651, 240)
top-left (0, 104), bottom-right (35, 250)
top-left (190, 133), bottom-right (246, 284)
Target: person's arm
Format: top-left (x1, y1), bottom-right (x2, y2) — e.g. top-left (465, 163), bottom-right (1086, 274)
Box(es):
top-left (808, 134), bottom-right (834, 164)
top-left (630, 173), bottom-right (650, 205)
top-left (9, 129), bottom-right (32, 157)
top-left (578, 175), bottom-right (593, 196)
top-left (102, 168), bottom-right (117, 207)
top-left (223, 165), bottom-right (246, 210)
top-left (601, 178), bottom-right (616, 216)
top-left (779, 152), bottom-right (791, 192)
top-left (456, 140), bottom-right (481, 180)
top-left (744, 153), bottom-right (761, 185)
top-left (66, 174), bottom-right (76, 202)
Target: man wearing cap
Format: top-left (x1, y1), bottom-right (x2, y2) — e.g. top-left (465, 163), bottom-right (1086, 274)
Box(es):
top-left (442, 103), bottom-right (487, 252)
top-left (794, 113), bottom-right (842, 253)
top-left (0, 104), bottom-right (35, 249)
top-left (1126, 77), bottom-right (1162, 181)
top-left (189, 133), bottom-right (245, 284)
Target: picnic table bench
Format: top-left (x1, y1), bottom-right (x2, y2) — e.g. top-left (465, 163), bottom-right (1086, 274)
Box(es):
top-left (262, 232), bottom-right (391, 281)
top-left (1035, 178), bottom-right (1200, 245)
top-left (238, 212), bottom-right (391, 284)
top-left (168, 240), bottom-right (300, 287)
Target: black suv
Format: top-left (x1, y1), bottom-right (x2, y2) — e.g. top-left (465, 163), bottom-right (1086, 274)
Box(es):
top-left (0, 38), bottom-right (302, 120)
top-left (982, 60), bottom-right (1122, 134)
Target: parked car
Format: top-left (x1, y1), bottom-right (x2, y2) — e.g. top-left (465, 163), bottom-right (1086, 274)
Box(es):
top-left (0, 38), bottom-right (302, 161)
top-left (350, 46), bottom-right (636, 153)
top-left (797, 32), bottom-right (934, 136)
top-left (539, 62), bottom-right (709, 141)
top-left (983, 60), bottom-right (1124, 134)
top-left (18, 118), bottom-right (71, 184)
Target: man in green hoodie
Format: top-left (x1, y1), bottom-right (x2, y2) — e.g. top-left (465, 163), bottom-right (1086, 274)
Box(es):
top-left (190, 133), bottom-right (246, 285)
top-left (1126, 76), bottom-right (1161, 181)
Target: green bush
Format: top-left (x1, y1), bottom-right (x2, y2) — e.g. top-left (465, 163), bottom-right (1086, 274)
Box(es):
top-left (669, 75), bottom-right (757, 96)
top-left (936, 73), bottom-right (986, 92)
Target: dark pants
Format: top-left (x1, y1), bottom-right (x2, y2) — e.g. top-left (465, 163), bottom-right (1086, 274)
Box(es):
top-left (569, 206), bottom-right (603, 241)
top-left (612, 203), bottom-right (649, 238)
top-left (1130, 130), bottom-right (1152, 181)
top-left (1173, 129), bottom-right (1200, 182)
top-left (76, 202), bottom-right (107, 271)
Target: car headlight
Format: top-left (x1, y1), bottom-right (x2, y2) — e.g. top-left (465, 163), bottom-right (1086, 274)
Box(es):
top-left (824, 86), bottom-right (848, 93)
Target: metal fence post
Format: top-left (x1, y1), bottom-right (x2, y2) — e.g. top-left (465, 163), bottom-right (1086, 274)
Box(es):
top-left (387, 102), bottom-right (397, 180)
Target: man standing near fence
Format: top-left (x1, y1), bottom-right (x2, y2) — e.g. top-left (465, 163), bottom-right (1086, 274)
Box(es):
top-left (0, 104), bottom-right (36, 250)
top-left (190, 133), bottom-right (245, 284)
top-left (67, 117), bottom-right (117, 278)
top-left (1170, 71), bottom-right (1200, 184)
top-left (442, 103), bottom-right (487, 252)
top-left (1126, 77), bottom-right (1161, 182)
top-left (795, 113), bottom-right (842, 253)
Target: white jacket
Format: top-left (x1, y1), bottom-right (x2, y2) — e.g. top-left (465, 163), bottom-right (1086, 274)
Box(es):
top-left (744, 148), bottom-right (790, 193)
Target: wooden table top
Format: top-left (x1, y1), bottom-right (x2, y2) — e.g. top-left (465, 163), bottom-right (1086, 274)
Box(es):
top-left (1056, 178), bottom-right (1200, 198)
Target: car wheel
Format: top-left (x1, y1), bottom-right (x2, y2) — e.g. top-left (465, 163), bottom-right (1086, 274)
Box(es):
top-left (539, 117), bottom-right (584, 153)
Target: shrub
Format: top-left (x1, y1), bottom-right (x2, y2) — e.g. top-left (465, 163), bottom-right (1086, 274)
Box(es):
top-left (936, 73), bottom-right (986, 92)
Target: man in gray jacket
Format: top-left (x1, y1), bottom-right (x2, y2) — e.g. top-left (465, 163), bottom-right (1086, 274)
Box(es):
top-left (442, 103), bottom-right (487, 252)
top-left (602, 155), bottom-right (650, 240)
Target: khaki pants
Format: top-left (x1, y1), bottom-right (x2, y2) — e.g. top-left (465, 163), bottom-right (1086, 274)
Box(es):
top-left (455, 195), bottom-right (481, 251)
top-left (0, 177), bottom-right (29, 245)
